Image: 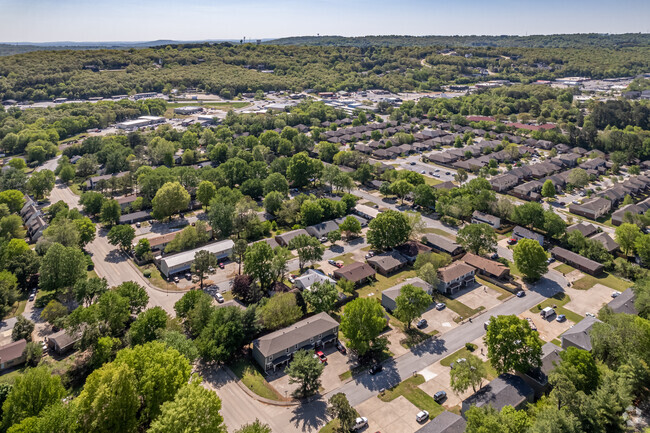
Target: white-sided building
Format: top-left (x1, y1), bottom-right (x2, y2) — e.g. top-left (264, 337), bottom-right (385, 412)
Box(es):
top-left (117, 116), bottom-right (165, 130)
top-left (293, 269), bottom-right (336, 291)
top-left (159, 240), bottom-right (234, 277)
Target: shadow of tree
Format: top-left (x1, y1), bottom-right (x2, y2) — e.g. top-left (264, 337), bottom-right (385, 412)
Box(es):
top-left (291, 398), bottom-right (329, 432)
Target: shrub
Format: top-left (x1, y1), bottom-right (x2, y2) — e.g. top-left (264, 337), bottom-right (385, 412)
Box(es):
top-left (465, 342), bottom-right (477, 352)
top-left (143, 269), bottom-right (152, 278)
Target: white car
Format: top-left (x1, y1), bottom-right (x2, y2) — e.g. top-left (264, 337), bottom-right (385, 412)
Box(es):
top-left (352, 417), bottom-right (368, 430)
top-left (215, 293), bottom-right (224, 303)
top-left (416, 410), bottom-right (429, 422)
top-left (611, 291), bottom-right (621, 298)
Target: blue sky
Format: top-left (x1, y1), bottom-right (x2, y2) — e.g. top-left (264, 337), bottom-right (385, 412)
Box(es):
top-left (1, 0), bottom-right (648, 42)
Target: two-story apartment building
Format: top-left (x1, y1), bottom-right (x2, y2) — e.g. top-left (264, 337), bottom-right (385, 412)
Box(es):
top-left (252, 312), bottom-right (340, 372)
top-left (438, 262), bottom-right (476, 295)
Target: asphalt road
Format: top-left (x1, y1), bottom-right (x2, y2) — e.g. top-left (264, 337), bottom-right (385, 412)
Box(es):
top-left (46, 181), bottom-right (183, 314)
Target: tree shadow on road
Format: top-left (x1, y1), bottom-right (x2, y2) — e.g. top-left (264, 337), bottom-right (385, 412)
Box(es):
top-left (410, 335), bottom-right (447, 357)
top-left (105, 249), bottom-right (127, 264)
top-left (291, 398), bottom-right (328, 433)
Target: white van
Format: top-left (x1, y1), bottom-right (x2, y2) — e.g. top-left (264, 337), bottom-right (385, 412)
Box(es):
top-left (540, 307), bottom-right (556, 319)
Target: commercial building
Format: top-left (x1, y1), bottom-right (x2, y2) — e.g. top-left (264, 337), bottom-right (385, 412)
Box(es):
top-left (159, 240), bottom-right (234, 277)
top-left (252, 312), bottom-right (339, 372)
top-left (173, 106), bottom-right (203, 115)
top-left (116, 116), bottom-right (165, 130)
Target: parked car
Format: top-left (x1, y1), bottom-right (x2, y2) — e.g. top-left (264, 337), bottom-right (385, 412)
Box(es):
top-left (218, 262), bottom-right (225, 269)
top-left (556, 314), bottom-right (567, 322)
top-left (489, 252), bottom-right (498, 259)
top-left (369, 364), bottom-right (383, 375)
top-left (420, 170), bottom-right (425, 174)
top-left (547, 257), bottom-right (555, 264)
top-left (215, 293), bottom-right (224, 303)
top-left (135, 222), bottom-right (141, 228)
top-left (337, 342), bottom-right (347, 355)
top-left (335, 262), bottom-right (344, 268)
top-left (185, 273), bottom-right (192, 280)
top-left (435, 303), bottom-right (446, 311)
top-left (409, 162), bottom-right (416, 166)
top-left (173, 276), bottom-right (180, 283)
top-left (314, 351), bottom-right (327, 363)
top-left (28, 292), bottom-right (36, 301)
top-left (445, 172), bottom-right (450, 175)
top-left (433, 391), bottom-right (447, 403)
top-left (416, 410), bottom-right (429, 423)
top-left (416, 319), bottom-right (427, 329)
top-left (319, 237), bottom-right (328, 243)
top-left (328, 260), bottom-right (337, 266)
top-left (586, 312), bottom-right (596, 317)
top-left (507, 238), bottom-right (518, 245)
top-left (352, 417), bottom-right (368, 430)
top-left (611, 291), bottom-right (621, 298)
top-left (516, 290), bottom-right (525, 298)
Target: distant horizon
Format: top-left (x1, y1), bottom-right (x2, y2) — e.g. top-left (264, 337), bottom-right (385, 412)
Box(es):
top-left (1, 0), bottom-right (648, 43)
top-left (1, 32), bottom-right (648, 46)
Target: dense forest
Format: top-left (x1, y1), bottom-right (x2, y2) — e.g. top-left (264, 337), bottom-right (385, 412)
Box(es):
top-left (0, 42), bottom-right (648, 102)
top-left (269, 33), bottom-right (650, 48)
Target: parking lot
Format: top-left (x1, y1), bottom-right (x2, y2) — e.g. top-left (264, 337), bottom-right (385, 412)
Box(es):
top-left (519, 310), bottom-right (574, 343)
top-left (267, 344), bottom-right (352, 396)
top-left (565, 283), bottom-right (617, 316)
top-left (418, 304), bottom-right (460, 335)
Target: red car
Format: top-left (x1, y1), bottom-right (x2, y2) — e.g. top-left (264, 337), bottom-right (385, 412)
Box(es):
top-left (335, 262), bottom-right (344, 268)
top-left (507, 238), bottom-right (518, 245)
top-left (218, 262), bottom-right (225, 269)
top-left (315, 351), bottom-right (327, 363)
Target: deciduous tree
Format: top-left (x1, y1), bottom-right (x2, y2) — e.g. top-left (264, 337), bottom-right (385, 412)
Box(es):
top-left (485, 314), bottom-right (543, 374)
top-left (107, 224), bottom-right (135, 251)
top-left (191, 250), bottom-right (218, 289)
top-left (450, 354), bottom-right (488, 393)
top-left (285, 349), bottom-right (324, 397)
top-left (513, 238), bottom-right (548, 281)
top-left (394, 284), bottom-right (432, 329)
top-left (457, 223), bottom-right (497, 255)
top-left (152, 182), bottom-right (190, 221)
top-left (367, 210), bottom-right (411, 250)
top-left (340, 298), bottom-right (387, 356)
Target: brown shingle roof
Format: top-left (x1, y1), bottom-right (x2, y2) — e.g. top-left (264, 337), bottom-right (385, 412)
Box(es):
top-left (0, 339), bottom-right (26, 364)
top-left (438, 262), bottom-right (475, 283)
top-left (461, 253), bottom-right (509, 279)
top-left (334, 262), bottom-right (376, 283)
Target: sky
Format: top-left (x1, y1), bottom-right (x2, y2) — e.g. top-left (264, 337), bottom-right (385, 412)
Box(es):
top-left (1, 0), bottom-right (648, 43)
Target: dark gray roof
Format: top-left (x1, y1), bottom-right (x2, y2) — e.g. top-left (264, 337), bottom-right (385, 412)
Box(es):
top-left (253, 312), bottom-right (339, 357)
top-left (607, 288), bottom-right (637, 315)
top-left (382, 277), bottom-right (430, 303)
top-left (562, 316), bottom-right (602, 351)
top-left (415, 411), bottom-right (466, 433)
top-left (567, 222), bottom-right (599, 238)
top-left (367, 251), bottom-right (408, 272)
top-left (305, 220), bottom-right (339, 238)
top-left (462, 373), bottom-right (534, 413)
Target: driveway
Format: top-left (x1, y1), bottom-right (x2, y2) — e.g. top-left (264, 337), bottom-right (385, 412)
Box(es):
top-left (418, 305), bottom-right (459, 335)
top-left (452, 283), bottom-right (502, 311)
top-left (355, 395), bottom-right (423, 433)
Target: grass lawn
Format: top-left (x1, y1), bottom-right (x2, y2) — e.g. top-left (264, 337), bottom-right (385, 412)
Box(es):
top-left (436, 294), bottom-right (484, 322)
top-left (551, 339), bottom-right (562, 347)
top-left (572, 272), bottom-right (631, 291)
top-left (554, 263), bottom-right (576, 275)
top-left (504, 260), bottom-right (524, 277)
top-left (476, 277), bottom-right (512, 301)
top-left (338, 370), bottom-right (352, 381)
top-left (319, 419), bottom-right (340, 433)
top-left (0, 367), bottom-right (26, 385)
top-left (400, 327), bottom-right (439, 349)
top-left (229, 359), bottom-right (285, 401)
top-left (423, 227), bottom-right (457, 240)
top-left (356, 270), bottom-right (418, 300)
top-left (378, 374), bottom-right (445, 417)
top-left (136, 263), bottom-right (185, 292)
top-left (440, 348), bottom-right (498, 380)
top-left (3, 298), bottom-right (27, 320)
top-left (68, 182), bottom-right (84, 196)
top-left (424, 177), bottom-right (443, 186)
top-left (529, 292), bottom-right (583, 324)
top-left (331, 253), bottom-right (356, 266)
